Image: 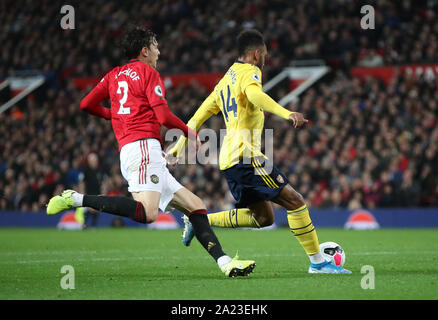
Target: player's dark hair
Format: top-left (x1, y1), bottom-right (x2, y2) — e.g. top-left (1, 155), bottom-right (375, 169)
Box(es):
top-left (121, 27), bottom-right (157, 59)
top-left (237, 29), bottom-right (265, 56)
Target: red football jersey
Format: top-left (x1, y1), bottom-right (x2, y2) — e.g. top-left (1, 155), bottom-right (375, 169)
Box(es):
top-left (103, 59), bottom-right (166, 150)
top-left (81, 59), bottom-right (194, 152)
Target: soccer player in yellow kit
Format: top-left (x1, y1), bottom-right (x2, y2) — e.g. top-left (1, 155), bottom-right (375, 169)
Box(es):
top-left (169, 29), bottom-right (351, 274)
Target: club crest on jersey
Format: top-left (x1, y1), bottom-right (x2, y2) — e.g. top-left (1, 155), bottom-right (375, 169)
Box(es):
top-left (154, 85), bottom-right (163, 97)
top-left (150, 174), bottom-right (159, 184)
top-left (276, 174), bottom-right (284, 184)
top-left (251, 73), bottom-right (261, 82)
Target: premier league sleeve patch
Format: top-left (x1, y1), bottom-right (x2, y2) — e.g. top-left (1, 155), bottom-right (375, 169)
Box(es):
top-left (154, 85), bottom-right (163, 97)
top-left (251, 73), bottom-right (261, 82)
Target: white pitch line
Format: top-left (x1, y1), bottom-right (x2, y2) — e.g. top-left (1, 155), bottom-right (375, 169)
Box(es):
top-left (0, 254), bottom-right (199, 265)
top-left (238, 250), bottom-right (438, 258)
top-left (351, 250), bottom-right (438, 255)
top-left (0, 248), bottom-right (180, 257)
top-left (2, 250), bottom-right (437, 265)
top-left (0, 256), bottom-right (149, 265)
top-left (351, 251), bottom-right (397, 255)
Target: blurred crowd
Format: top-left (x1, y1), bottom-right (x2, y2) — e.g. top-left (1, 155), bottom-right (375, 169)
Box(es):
top-left (170, 71), bottom-right (438, 210)
top-left (1, 0), bottom-right (437, 211)
top-left (1, 0), bottom-right (438, 79)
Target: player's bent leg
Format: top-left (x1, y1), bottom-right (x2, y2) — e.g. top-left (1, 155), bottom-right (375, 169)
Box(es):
top-left (248, 201), bottom-right (274, 227)
top-left (179, 203), bottom-right (273, 246)
top-left (131, 190), bottom-right (161, 223)
top-left (172, 193), bottom-right (270, 244)
top-left (169, 187), bottom-right (203, 246)
top-left (169, 187), bottom-right (206, 215)
top-left (272, 185), bottom-right (351, 274)
top-left (170, 188), bottom-right (226, 258)
top-left (47, 189), bottom-right (151, 224)
top-left (207, 202), bottom-right (273, 229)
top-left (271, 184), bottom-right (306, 210)
top-left (207, 208), bottom-right (259, 228)
top-left (170, 188), bottom-right (256, 277)
top-left (272, 185), bottom-right (321, 256)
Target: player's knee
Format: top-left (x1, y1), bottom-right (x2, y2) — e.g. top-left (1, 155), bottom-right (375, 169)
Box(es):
top-left (256, 215), bottom-right (274, 227)
top-left (189, 196), bottom-right (207, 213)
top-left (141, 202), bottom-right (159, 223)
top-left (252, 210), bottom-right (274, 227)
top-left (285, 187), bottom-right (306, 209)
top-left (146, 213), bottom-right (158, 223)
top-left (146, 210), bottom-right (159, 223)
top-left (293, 192), bottom-right (306, 208)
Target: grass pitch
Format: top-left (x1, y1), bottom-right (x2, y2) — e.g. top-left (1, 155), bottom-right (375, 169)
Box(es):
top-left (0, 227), bottom-right (437, 300)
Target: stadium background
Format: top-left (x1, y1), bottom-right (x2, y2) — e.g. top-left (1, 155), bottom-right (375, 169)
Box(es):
top-left (0, 0), bottom-right (437, 228)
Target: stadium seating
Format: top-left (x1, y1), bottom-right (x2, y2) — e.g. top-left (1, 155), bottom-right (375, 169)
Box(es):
top-left (0, 0), bottom-right (437, 211)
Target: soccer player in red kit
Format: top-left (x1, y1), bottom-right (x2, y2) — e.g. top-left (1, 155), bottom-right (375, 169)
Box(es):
top-left (46, 27), bottom-right (256, 277)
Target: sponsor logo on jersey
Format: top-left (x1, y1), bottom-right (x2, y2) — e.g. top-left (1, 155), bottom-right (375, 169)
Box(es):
top-left (276, 174), bottom-right (284, 184)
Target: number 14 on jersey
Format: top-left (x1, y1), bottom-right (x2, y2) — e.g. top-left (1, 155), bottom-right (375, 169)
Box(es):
top-left (220, 85), bottom-right (237, 122)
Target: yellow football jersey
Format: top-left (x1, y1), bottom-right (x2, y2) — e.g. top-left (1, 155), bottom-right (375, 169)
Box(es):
top-left (208, 61), bottom-right (266, 170)
top-left (170, 60), bottom-right (292, 170)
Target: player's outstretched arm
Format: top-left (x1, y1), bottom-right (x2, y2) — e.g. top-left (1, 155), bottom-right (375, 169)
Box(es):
top-left (80, 79), bottom-right (112, 120)
top-left (245, 84), bottom-right (308, 128)
top-left (153, 103), bottom-right (197, 140)
top-left (168, 92), bottom-right (219, 158)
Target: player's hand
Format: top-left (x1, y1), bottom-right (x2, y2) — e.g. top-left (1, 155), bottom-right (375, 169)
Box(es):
top-left (164, 152), bottom-right (179, 168)
top-left (187, 132), bottom-right (200, 157)
top-left (289, 112), bottom-right (308, 128)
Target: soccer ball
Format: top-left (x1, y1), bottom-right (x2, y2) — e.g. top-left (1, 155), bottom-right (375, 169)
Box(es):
top-left (319, 241), bottom-right (346, 267)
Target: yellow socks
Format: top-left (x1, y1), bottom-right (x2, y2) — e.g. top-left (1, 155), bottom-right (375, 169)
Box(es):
top-left (208, 209), bottom-right (261, 228)
top-left (287, 205), bottom-right (320, 256)
top-left (208, 205), bottom-right (324, 264)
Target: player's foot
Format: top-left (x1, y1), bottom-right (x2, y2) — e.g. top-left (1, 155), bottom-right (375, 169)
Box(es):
top-left (46, 190), bottom-right (76, 215)
top-left (308, 260), bottom-right (352, 274)
top-left (220, 254), bottom-right (256, 278)
top-left (182, 215), bottom-right (195, 246)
